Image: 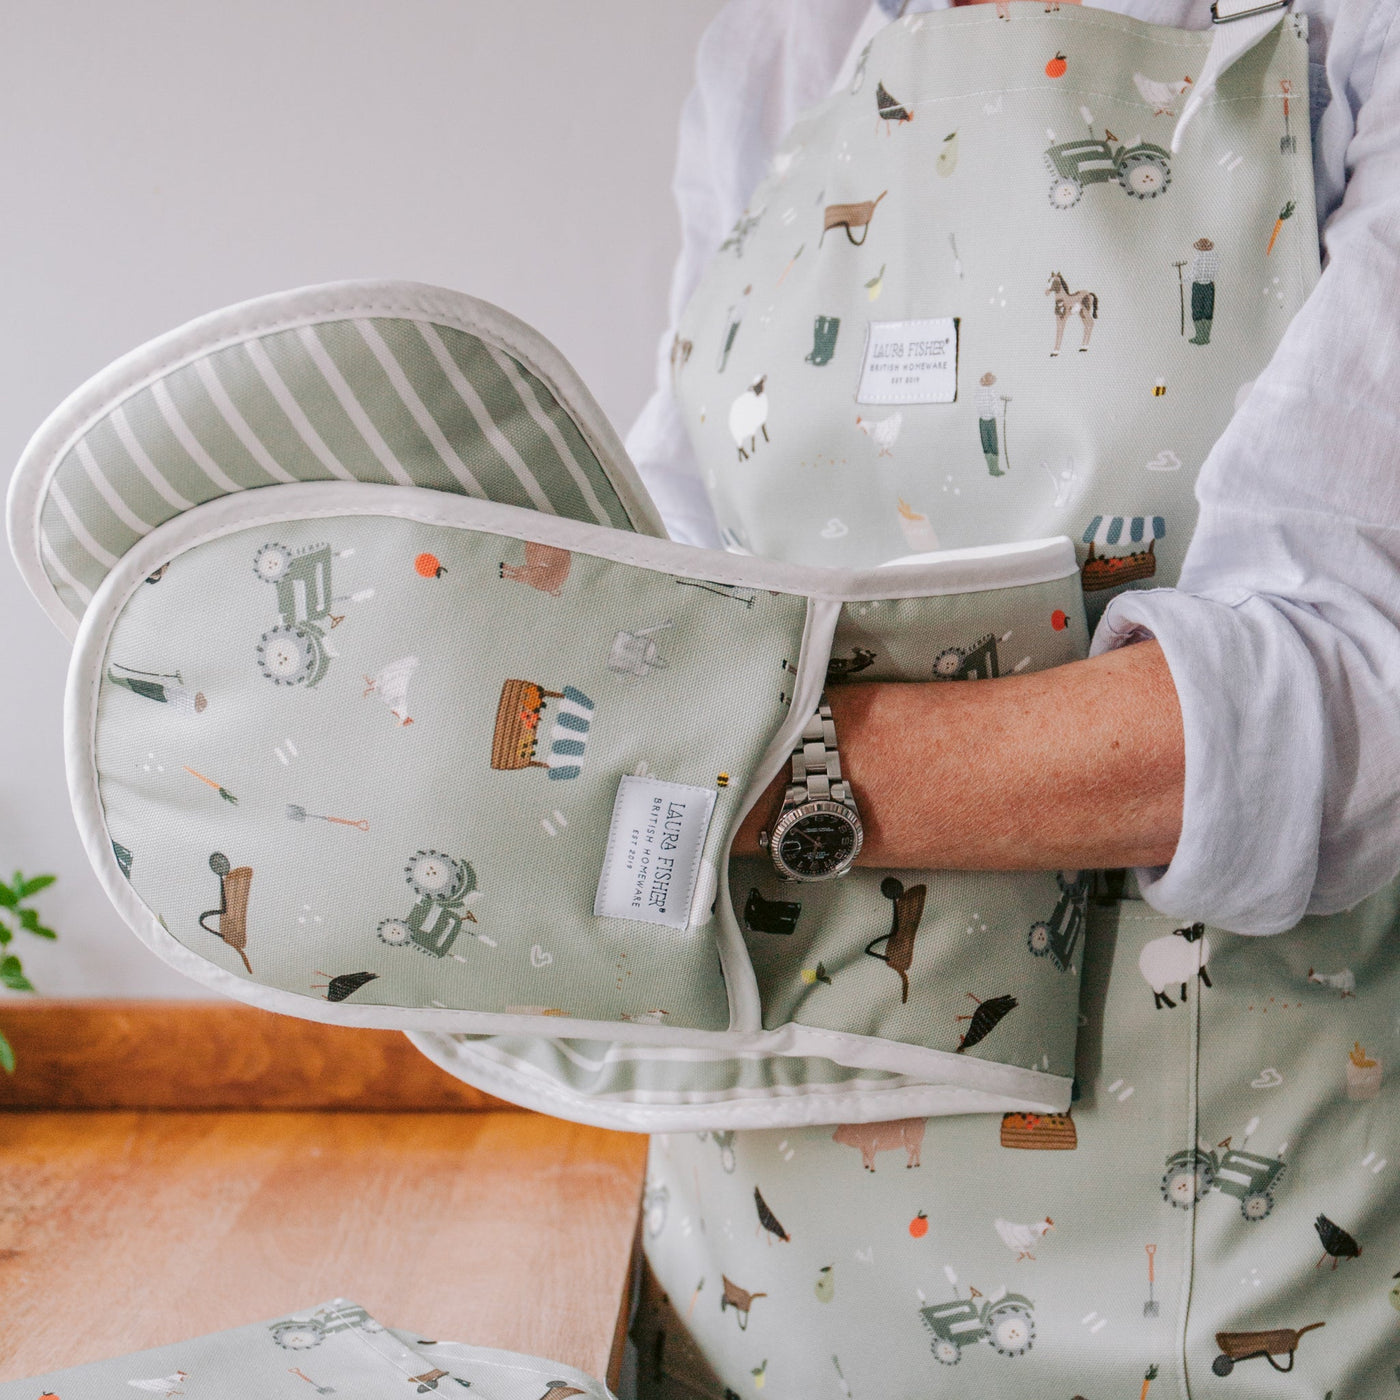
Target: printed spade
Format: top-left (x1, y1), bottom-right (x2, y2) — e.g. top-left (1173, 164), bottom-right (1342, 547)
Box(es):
top-left (1280, 79), bottom-right (1297, 153)
top-left (289, 1367), bottom-right (334, 1395)
top-left (286, 803), bottom-right (370, 832)
top-left (1144, 1242), bottom-right (1160, 1316)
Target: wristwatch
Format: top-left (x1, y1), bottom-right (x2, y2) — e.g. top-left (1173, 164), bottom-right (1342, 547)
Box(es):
top-left (758, 696), bottom-right (864, 882)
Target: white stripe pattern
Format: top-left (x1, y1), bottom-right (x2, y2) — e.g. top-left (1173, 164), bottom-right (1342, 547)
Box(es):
top-left (296, 326), bottom-right (415, 487)
top-left (418, 323), bottom-right (554, 513)
top-left (191, 359), bottom-right (297, 485)
top-left (243, 339), bottom-right (356, 482)
top-left (48, 480), bottom-right (119, 568)
top-left (353, 320), bottom-right (484, 497)
top-left (487, 344), bottom-right (613, 526)
top-left (75, 439), bottom-right (152, 534)
top-left (150, 381), bottom-right (244, 493)
top-left (40, 530), bottom-right (94, 604)
top-left (109, 406), bottom-right (195, 511)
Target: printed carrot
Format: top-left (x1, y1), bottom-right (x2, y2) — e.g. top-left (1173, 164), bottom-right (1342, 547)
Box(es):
top-left (184, 765), bottom-right (239, 805)
top-left (777, 244), bottom-right (805, 285)
top-left (1141, 1363), bottom-right (1160, 1400)
top-left (1267, 200), bottom-right (1296, 256)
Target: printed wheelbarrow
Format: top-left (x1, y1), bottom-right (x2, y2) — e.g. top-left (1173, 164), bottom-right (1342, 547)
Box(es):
top-left (1212, 1322), bottom-right (1325, 1375)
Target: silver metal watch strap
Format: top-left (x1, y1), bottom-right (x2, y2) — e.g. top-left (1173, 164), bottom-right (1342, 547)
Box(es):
top-left (785, 698), bottom-right (851, 808)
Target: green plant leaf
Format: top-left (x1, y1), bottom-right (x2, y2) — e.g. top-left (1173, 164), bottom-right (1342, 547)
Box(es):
top-left (0, 884), bottom-right (16, 909)
top-left (17, 909), bottom-right (40, 932)
top-left (31, 925), bottom-right (57, 941)
top-left (0, 959), bottom-right (34, 993)
top-left (18, 874), bottom-right (56, 898)
top-left (0, 1030), bottom-right (13, 1075)
top-left (0, 921), bottom-right (11, 946)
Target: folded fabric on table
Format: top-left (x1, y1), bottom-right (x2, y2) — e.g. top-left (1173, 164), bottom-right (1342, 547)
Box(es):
top-left (0, 1298), bottom-right (613, 1400)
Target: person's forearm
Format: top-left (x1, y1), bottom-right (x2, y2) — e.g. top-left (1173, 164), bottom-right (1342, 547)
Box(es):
top-left (735, 639), bottom-right (1184, 870)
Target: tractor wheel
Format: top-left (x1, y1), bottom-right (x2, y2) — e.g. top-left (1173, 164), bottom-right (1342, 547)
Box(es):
top-left (1028, 922), bottom-right (1053, 957)
top-left (253, 543), bottom-right (294, 582)
top-left (1120, 154), bottom-right (1170, 199)
top-left (257, 625), bottom-right (320, 686)
top-left (1240, 1190), bottom-right (1274, 1221)
top-left (1049, 176), bottom-right (1083, 209)
top-left (931, 1338), bottom-right (962, 1365)
top-left (406, 850), bottom-right (473, 902)
top-left (1162, 1160), bottom-right (1213, 1209)
top-left (377, 918), bottom-right (413, 947)
top-left (271, 1320), bottom-right (326, 1350)
top-left (988, 1306), bottom-right (1036, 1357)
top-left (932, 647), bottom-right (966, 679)
top-left (1212, 1355), bottom-right (1235, 1377)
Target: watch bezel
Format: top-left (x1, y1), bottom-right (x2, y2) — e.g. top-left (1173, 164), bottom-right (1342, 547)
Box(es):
top-left (768, 799), bottom-right (864, 882)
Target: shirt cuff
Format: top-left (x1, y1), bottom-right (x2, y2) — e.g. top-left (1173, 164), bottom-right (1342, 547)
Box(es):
top-left (1091, 587), bottom-right (1324, 935)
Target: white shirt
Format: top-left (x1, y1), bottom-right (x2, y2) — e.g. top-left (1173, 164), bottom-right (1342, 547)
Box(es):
top-left (625, 0), bottom-right (1400, 935)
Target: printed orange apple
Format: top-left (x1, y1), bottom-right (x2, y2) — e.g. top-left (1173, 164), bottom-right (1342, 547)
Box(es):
top-left (1051, 609), bottom-right (1069, 631)
top-left (1046, 52), bottom-right (1068, 78)
top-left (909, 1210), bottom-right (929, 1239)
top-left (415, 552), bottom-right (446, 579)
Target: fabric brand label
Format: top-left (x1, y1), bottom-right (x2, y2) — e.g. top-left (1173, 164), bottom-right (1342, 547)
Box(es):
top-left (856, 317), bottom-right (959, 404)
top-left (594, 776), bottom-right (717, 929)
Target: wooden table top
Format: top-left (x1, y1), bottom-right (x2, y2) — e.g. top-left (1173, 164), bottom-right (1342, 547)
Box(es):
top-left (0, 1005), bottom-right (649, 1388)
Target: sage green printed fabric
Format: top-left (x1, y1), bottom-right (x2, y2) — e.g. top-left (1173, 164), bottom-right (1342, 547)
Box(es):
top-left (87, 495), bottom-right (1088, 1105)
top-left (0, 1298), bottom-right (615, 1400)
top-left (635, 893), bottom-right (1400, 1398)
top-left (95, 512), bottom-right (807, 1032)
top-left (672, 3), bottom-right (1319, 619)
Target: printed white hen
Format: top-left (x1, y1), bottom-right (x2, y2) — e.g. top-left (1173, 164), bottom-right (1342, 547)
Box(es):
top-left (127, 1375), bottom-right (188, 1398)
top-left (994, 1216), bottom-right (1055, 1261)
top-left (1133, 72), bottom-right (1192, 116)
top-left (363, 655), bottom-right (420, 726)
top-left (855, 411), bottom-right (903, 457)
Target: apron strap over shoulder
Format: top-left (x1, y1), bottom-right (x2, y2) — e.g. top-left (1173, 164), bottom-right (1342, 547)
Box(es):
top-left (1171, 0), bottom-right (1291, 152)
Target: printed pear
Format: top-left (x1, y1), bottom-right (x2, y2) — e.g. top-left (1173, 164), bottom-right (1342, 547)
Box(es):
top-left (936, 131), bottom-right (959, 177)
top-left (814, 1265), bottom-right (835, 1303)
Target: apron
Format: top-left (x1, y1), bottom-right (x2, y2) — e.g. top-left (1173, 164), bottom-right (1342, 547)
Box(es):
top-left (636, 4), bottom-right (1400, 1396)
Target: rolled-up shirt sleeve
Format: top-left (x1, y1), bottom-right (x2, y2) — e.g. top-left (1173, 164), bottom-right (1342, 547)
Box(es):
top-left (1093, 11), bottom-right (1400, 934)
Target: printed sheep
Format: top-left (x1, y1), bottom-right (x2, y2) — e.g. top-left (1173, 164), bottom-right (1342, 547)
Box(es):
top-left (1138, 923), bottom-right (1212, 1010)
top-left (729, 375), bottom-right (770, 460)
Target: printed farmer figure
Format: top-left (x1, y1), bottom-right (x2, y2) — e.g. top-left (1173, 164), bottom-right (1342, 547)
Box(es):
top-left (975, 371), bottom-right (1003, 476)
top-left (1190, 237), bottom-right (1218, 345)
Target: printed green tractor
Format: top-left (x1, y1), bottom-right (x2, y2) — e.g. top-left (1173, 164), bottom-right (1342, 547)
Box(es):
top-left (1028, 870), bottom-right (1090, 971)
top-left (1044, 136), bottom-right (1172, 208)
top-left (269, 1301), bottom-right (380, 1349)
top-left (1162, 1140), bottom-right (1286, 1221)
top-left (377, 849), bottom-right (479, 959)
top-left (920, 1288), bottom-right (1036, 1365)
top-left (254, 541), bottom-right (338, 688)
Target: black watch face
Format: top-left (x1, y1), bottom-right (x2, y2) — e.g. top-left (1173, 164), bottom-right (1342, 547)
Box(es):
top-left (778, 810), bottom-right (858, 878)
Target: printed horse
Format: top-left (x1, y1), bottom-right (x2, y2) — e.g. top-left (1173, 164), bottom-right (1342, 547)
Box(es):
top-left (1046, 271), bottom-right (1099, 355)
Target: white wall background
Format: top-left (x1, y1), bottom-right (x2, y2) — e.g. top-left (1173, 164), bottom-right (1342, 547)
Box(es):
top-left (0, 1), bottom-right (725, 997)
